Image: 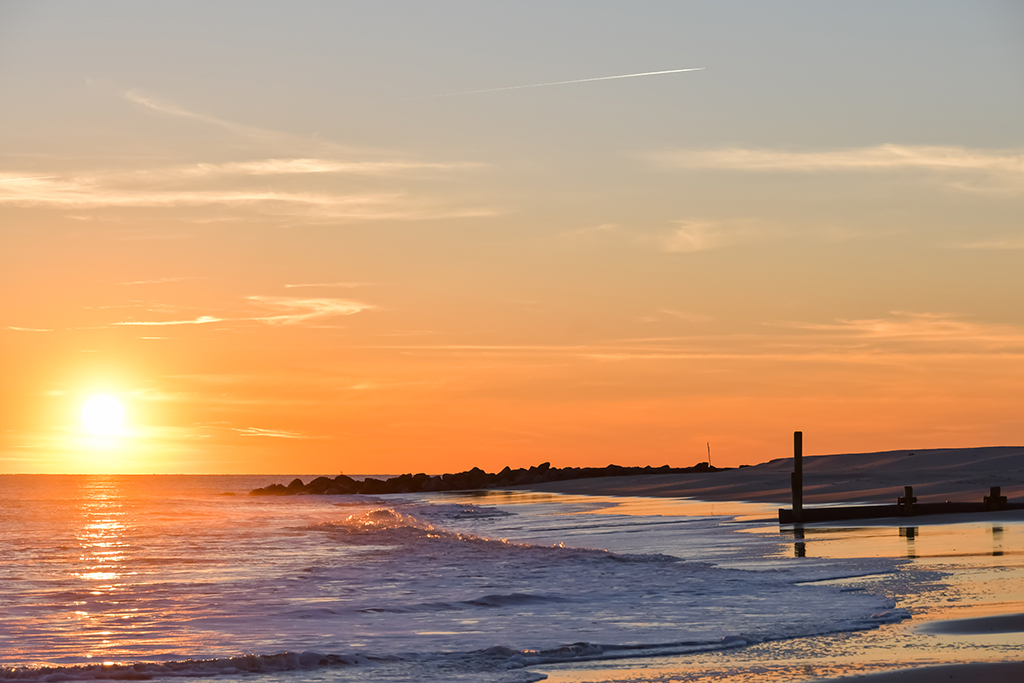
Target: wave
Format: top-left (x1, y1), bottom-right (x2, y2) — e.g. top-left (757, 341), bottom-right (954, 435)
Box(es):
top-left (1, 496), bottom-right (915, 683)
top-left (0, 608), bottom-right (910, 683)
top-left (303, 506), bottom-right (679, 558)
top-left (355, 591), bottom-right (571, 614)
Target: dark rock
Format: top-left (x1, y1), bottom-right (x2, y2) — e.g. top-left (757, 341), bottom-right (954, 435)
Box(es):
top-left (250, 483), bottom-right (288, 495)
top-left (249, 459), bottom-right (731, 495)
top-left (306, 476), bottom-right (335, 494)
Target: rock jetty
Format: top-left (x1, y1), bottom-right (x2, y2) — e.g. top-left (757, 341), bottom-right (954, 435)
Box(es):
top-left (249, 461), bottom-right (724, 496)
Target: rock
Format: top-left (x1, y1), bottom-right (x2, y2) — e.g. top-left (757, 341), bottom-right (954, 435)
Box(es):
top-left (306, 476), bottom-right (335, 494)
top-left (249, 461), bottom-right (729, 495)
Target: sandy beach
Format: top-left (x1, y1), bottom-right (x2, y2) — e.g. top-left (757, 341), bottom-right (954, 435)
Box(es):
top-left (520, 446), bottom-right (1024, 506)
top-left (812, 614), bottom-right (1024, 683)
top-left (523, 446), bottom-right (1024, 683)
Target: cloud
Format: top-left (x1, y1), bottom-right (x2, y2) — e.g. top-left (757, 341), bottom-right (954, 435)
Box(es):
top-left (121, 90), bottom-right (479, 176)
top-left (651, 145), bottom-right (1024, 193)
top-left (945, 236), bottom-right (1024, 250)
top-left (110, 296), bottom-right (373, 328)
top-left (7, 326), bottom-right (52, 332)
top-left (653, 144), bottom-right (1024, 174)
top-left (233, 427), bottom-right (311, 439)
top-left (356, 312), bottom-right (1024, 363)
top-left (0, 90), bottom-right (491, 221)
top-left (178, 158), bottom-right (477, 177)
top-left (247, 296), bottom-right (374, 325)
top-left (660, 219), bottom-right (763, 252)
top-left (0, 172), bottom-right (494, 221)
top-left (125, 90), bottom-right (292, 146)
top-left (659, 309), bottom-right (712, 323)
top-left (284, 282), bottom-right (375, 289)
top-left (118, 276), bottom-right (205, 285)
top-left (785, 311), bottom-right (1024, 351)
top-left (114, 315), bottom-right (225, 326)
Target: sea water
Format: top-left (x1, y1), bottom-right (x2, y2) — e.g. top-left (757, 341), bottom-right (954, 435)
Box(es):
top-left (0, 475), bottom-right (915, 682)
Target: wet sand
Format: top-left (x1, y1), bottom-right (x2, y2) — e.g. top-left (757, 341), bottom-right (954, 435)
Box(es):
top-left (520, 446), bottom-right (1024, 505)
top-left (812, 661), bottom-right (1024, 682)
top-left (811, 615), bottom-right (1023, 682)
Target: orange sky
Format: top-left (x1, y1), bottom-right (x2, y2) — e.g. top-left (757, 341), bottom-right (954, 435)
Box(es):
top-left (2, 2), bottom-right (1023, 473)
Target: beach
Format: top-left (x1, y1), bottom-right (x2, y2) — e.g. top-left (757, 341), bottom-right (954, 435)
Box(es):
top-left (520, 446), bottom-right (1024, 506)
top-left (1, 449), bottom-right (1021, 683)
top-left (521, 446), bottom-right (1024, 682)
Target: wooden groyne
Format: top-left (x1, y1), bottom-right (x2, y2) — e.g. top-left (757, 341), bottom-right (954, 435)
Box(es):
top-left (779, 432), bottom-right (1022, 523)
top-left (779, 494), bottom-right (1024, 524)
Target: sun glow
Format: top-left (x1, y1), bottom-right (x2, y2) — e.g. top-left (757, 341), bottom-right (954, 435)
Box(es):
top-left (81, 395), bottom-right (126, 436)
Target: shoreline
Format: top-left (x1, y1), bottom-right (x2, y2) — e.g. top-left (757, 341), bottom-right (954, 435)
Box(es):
top-left (514, 449), bottom-right (1024, 683)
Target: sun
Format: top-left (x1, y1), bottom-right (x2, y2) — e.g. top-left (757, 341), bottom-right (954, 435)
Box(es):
top-left (81, 394), bottom-right (126, 436)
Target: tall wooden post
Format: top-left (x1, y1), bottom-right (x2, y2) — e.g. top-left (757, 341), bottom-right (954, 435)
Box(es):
top-left (791, 431), bottom-right (803, 523)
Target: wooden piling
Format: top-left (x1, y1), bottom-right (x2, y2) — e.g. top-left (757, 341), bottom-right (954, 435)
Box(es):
top-left (898, 485), bottom-right (917, 516)
top-left (791, 431), bottom-right (803, 523)
top-left (984, 486), bottom-right (1008, 511)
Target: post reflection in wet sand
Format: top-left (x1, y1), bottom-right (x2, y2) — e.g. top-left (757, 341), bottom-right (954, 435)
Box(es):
top-left (899, 526), bottom-right (917, 559)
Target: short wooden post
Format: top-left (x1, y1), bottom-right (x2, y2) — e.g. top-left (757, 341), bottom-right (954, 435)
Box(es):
top-left (898, 485), bottom-right (917, 516)
top-left (791, 431), bottom-right (803, 523)
top-left (984, 486), bottom-right (1007, 511)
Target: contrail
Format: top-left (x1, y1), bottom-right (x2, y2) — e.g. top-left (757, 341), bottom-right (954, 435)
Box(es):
top-left (414, 67), bottom-right (705, 99)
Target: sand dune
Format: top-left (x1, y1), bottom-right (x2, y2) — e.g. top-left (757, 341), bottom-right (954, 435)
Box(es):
top-left (522, 446), bottom-right (1024, 505)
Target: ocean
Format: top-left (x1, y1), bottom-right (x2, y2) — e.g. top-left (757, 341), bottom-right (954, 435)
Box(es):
top-left (2, 474), bottom-right (1012, 683)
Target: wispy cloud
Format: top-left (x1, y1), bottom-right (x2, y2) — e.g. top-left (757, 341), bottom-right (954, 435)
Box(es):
top-left (118, 276), bottom-right (205, 285)
top-left (349, 312), bottom-right (1024, 363)
top-left (944, 236), bottom-right (1024, 250)
top-left (660, 219), bottom-right (763, 252)
top-left (284, 282), bottom-right (375, 289)
top-left (233, 427), bottom-right (312, 439)
top-left (652, 145), bottom-right (1024, 194)
top-left (653, 144), bottom-right (1024, 175)
top-left (125, 90), bottom-right (293, 145)
top-left (7, 326), bottom-right (53, 332)
top-left (659, 309), bottom-right (712, 323)
top-left (0, 90), bottom-right (493, 221)
top-left (110, 296), bottom-right (373, 328)
top-left (0, 172), bottom-right (493, 220)
top-left (247, 296), bottom-right (374, 325)
top-left (782, 311), bottom-right (1024, 354)
top-left (174, 158), bottom-right (477, 177)
top-left (414, 68), bottom-right (703, 99)
top-left (114, 315), bottom-right (225, 326)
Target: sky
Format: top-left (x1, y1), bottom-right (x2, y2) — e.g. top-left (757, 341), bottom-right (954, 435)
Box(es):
top-left (2, 1), bottom-right (1023, 474)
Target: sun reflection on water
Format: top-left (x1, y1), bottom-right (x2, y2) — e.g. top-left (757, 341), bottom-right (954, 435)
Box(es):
top-left (67, 477), bottom-right (140, 657)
